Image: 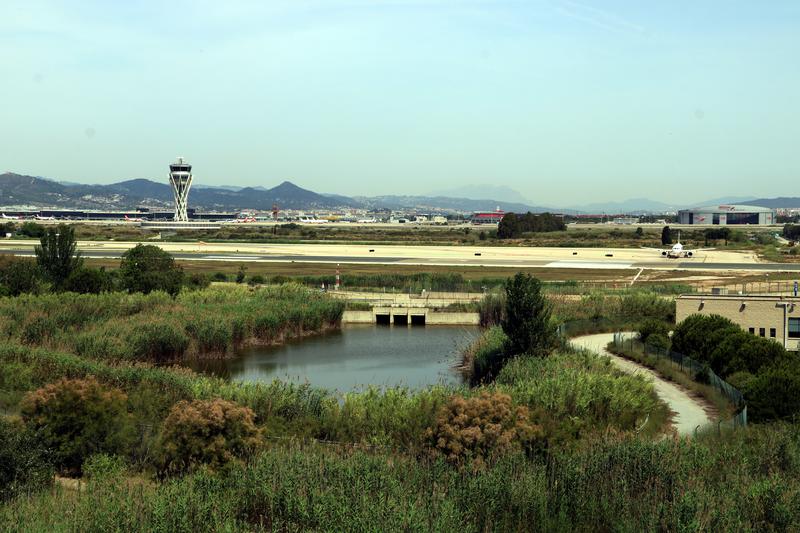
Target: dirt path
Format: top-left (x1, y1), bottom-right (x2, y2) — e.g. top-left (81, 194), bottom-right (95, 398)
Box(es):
top-left (572, 333), bottom-right (715, 436)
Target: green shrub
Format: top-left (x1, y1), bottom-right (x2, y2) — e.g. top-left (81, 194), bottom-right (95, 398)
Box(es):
top-left (20, 313), bottom-right (58, 345)
top-left (20, 378), bottom-right (134, 474)
top-left (646, 332), bottom-right (671, 352)
top-left (184, 272), bottom-right (211, 291)
top-left (637, 318), bottom-right (670, 343)
top-left (158, 398), bottom-right (262, 473)
top-left (63, 267), bottom-right (109, 294)
top-left (0, 416), bottom-right (53, 501)
top-left (211, 272), bottom-right (228, 282)
top-left (82, 453), bottom-right (127, 481)
top-left (248, 274), bottom-right (265, 286)
top-left (0, 257), bottom-right (42, 296)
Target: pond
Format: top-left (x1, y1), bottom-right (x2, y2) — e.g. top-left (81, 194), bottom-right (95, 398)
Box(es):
top-left (188, 324), bottom-right (480, 391)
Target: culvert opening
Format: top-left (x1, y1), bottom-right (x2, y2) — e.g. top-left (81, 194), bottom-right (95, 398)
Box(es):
top-left (393, 314), bottom-right (409, 326)
top-left (410, 315), bottom-right (426, 326)
top-left (375, 314), bottom-right (391, 325)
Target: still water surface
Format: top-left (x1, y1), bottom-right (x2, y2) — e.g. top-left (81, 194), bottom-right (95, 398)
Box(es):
top-left (189, 324), bottom-right (479, 391)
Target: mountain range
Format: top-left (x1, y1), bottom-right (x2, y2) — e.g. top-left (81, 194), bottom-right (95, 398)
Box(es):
top-left (1, 172), bottom-right (799, 213)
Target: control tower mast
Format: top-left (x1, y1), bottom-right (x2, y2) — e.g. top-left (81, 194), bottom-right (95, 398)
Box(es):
top-left (169, 157), bottom-right (193, 221)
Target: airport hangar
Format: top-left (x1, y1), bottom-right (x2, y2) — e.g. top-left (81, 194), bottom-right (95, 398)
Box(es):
top-left (678, 205), bottom-right (776, 225)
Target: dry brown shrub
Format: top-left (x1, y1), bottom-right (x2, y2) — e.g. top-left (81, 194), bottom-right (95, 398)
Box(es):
top-left (425, 391), bottom-right (543, 468)
top-left (158, 398), bottom-right (262, 473)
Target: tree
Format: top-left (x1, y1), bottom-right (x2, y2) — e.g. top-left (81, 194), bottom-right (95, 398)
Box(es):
top-left (236, 265), bottom-right (247, 284)
top-left (498, 212), bottom-right (566, 239)
top-left (119, 244), bottom-right (184, 296)
top-left (661, 226), bottom-right (672, 245)
top-left (34, 224), bottom-right (82, 290)
top-left (501, 273), bottom-right (557, 357)
top-left (783, 224), bottom-right (800, 241)
top-left (635, 227), bottom-right (644, 238)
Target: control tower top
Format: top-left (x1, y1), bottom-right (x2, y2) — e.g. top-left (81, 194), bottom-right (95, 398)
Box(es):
top-left (168, 157), bottom-right (193, 222)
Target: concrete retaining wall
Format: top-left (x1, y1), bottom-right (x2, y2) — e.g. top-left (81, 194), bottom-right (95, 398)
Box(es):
top-left (341, 309), bottom-right (479, 325)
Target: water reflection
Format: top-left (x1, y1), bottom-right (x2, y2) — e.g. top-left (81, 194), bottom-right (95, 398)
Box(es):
top-left (188, 324), bottom-right (479, 391)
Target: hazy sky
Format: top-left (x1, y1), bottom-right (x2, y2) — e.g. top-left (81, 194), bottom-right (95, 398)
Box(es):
top-left (2, 1), bottom-right (799, 206)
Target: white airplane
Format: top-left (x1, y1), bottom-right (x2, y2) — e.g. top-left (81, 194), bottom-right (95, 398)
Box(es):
top-left (357, 217), bottom-right (378, 223)
top-left (35, 214), bottom-right (55, 221)
top-left (1, 213), bottom-right (20, 220)
top-left (298, 216), bottom-right (328, 224)
top-left (661, 231), bottom-right (695, 258)
top-left (235, 216), bottom-right (257, 223)
top-left (124, 215), bottom-right (143, 222)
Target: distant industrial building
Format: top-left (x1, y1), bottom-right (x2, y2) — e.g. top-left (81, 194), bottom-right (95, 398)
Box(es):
top-left (678, 205), bottom-right (776, 225)
top-left (677, 293), bottom-right (800, 350)
top-left (471, 210), bottom-right (505, 224)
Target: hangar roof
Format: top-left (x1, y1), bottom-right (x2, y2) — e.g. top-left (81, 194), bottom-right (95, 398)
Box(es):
top-left (678, 204), bottom-right (774, 214)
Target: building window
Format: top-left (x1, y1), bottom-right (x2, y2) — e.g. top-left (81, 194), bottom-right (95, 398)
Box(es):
top-left (789, 318), bottom-right (800, 338)
top-left (748, 327), bottom-right (755, 334)
top-left (759, 327), bottom-right (766, 337)
top-left (770, 328), bottom-right (776, 338)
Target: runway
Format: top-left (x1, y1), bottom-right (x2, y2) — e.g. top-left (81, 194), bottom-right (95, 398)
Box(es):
top-left (2, 240), bottom-right (799, 272)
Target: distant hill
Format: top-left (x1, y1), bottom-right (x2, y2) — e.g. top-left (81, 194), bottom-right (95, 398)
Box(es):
top-left (429, 185), bottom-right (530, 205)
top-left (4, 171), bottom-right (793, 213)
top-left (745, 197), bottom-right (800, 209)
top-left (0, 173), bottom-right (359, 211)
top-left (355, 194), bottom-right (562, 214)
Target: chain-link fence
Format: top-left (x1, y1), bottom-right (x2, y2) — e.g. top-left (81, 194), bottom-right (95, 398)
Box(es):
top-left (612, 333), bottom-right (747, 430)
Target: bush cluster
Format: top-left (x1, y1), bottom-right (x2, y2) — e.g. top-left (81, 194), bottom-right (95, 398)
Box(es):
top-left (672, 314), bottom-right (800, 421)
top-left (497, 212), bottom-right (566, 238)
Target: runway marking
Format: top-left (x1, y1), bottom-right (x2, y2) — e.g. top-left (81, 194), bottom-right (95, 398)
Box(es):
top-left (203, 255), bottom-right (261, 260)
top-left (545, 261), bottom-right (633, 269)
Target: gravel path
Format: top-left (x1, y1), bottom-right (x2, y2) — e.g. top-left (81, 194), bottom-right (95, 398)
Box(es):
top-left (572, 333), bottom-right (715, 436)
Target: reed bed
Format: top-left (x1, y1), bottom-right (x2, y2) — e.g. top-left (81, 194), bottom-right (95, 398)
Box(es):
top-left (3, 425), bottom-right (799, 532)
top-left (0, 284), bottom-right (345, 362)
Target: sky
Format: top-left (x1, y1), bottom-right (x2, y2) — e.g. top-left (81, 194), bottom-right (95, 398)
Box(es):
top-left (1, 0), bottom-right (799, 207)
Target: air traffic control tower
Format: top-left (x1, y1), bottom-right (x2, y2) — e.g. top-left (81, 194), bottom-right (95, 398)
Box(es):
top-left (169, 157), bottom-right (193, 221)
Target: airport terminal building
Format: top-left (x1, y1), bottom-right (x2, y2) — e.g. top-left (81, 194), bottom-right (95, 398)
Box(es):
top-left (678, 205), bottom-right (776, 225)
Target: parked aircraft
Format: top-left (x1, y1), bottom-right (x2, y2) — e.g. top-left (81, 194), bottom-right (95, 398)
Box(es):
top-left (1, 213), bottom-right (20, 220)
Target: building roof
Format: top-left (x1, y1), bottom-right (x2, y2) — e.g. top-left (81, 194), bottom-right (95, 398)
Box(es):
top-left (678, 204), bottom-right (774, 214)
